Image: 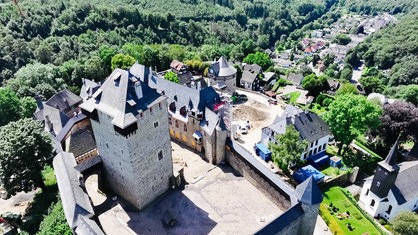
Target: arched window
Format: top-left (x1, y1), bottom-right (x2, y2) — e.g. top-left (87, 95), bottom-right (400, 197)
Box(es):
top-left (370, 199), bottom-right (375, 207)
top-left (175, 120), bottom-right (179, 128)
top-left (168, 117), bottom-right (172, 125)
top-left (184, 124), bottom-right (187, 132)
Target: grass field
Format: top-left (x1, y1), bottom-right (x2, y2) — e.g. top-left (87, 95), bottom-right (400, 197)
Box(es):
top-left (289, 91), bottom-right (301, 103)
top-left (320, 187), bottom-right (382, 235)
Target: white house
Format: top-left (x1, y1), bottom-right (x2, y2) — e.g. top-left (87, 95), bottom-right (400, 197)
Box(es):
top-left (261, 105), bottom-right (331, 161)
top-left (359, 139), bottom-right (418, 220)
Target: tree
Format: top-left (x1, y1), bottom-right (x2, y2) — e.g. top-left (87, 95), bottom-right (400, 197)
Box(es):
top-left (302, 74), bottom-right (329, 96)
top-left (110, 54), bottom-right (136, 70)
top-left (391, 211), bottom-right (418, 235)
top-left (333, 34), bottom-right (351, 45)
top-left (6, 63), bottom-right (64, 99)
top-left (20, 97), bottom-right (37, 118)
top-left (336, 83), bottom-right (359, 95)
top-left (340, 66), bottom-right (353, 80)
top-left (0, 88), bottom-right (21, 126)
top-left (0, 118), bottom-right (53, 196)
top-left (37, 200), bottom-right (72, 235)
top-left (324, 94), bottom-right (382, 155)
top-left (376, 101), bottom-right (418, 145)
top-left (359, 76), bottom-right (384, 95)
top-left (164, 71), bottom-right (179, 83)
top-left (269, 125), bottom-right (308, 173)
top-left (243, 52), bottom-right (272, 70)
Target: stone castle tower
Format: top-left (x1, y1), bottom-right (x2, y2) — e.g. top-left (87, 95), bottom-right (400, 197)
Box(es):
top-left (80, 67), bottom-right (173, 209)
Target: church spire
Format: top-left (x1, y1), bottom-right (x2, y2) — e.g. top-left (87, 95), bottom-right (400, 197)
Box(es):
top-left (384, 136), bottom-right (400, 166)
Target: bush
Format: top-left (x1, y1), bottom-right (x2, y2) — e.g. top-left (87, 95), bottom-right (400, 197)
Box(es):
top-left (329, 219), bottom-right (345, 235)
top-left (378, 218), bottom-right (388, 225)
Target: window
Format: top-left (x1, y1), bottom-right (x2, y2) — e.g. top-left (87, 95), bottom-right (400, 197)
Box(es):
top-left (315, 140), bottom-right (318, 146)
top-left (184, 124), bottom-right (187, 132)
top-left (139, 112), bottom-right (144, 119)
top-left (154, 121), bottom-right (159, 128)
top-left (168, 117), bottom-right (172, 125)
top-left (158, 150), bottom-right (163, 160)
top-left (150, 107), bottom-right (153, 114)
top-left (386, 205), bottom-right (392, 214)
top-left (323, 143), bottom-right (326, 149)
top-left (376, 181), bottom-right (380, 187)
top-left (175, 120), bottom-right (179, 128)
top-left (366, 188), bottom-right (369, 196)
top-left (159, 103), bottom-right (162, 110)
top-left (370, 199), bottom-right (375, 207)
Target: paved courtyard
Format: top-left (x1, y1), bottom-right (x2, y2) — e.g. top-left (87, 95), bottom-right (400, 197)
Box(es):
top-left (85, 141), bottom-right (283, 235)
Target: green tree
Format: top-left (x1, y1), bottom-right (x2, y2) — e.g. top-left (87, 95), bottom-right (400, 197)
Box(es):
top-left (340, 66), bottom-right (353, 80)
top-left (0, 88), bottom-right (21, 126)
top-left (20, 97), bottom-right (37, 118)
top-left (333, 34), bottom-right (351, 45)
top-left (110, 54), bottom-right (136, 70)
top-left (37, 200), bottom-right (72, 235)
top-left (164, 71), bottom-right (179, 83)
top-left (0, 118), bottom-right (53, 196)
top-left (302, 74), bottom-right (329, 96)
top-left (324, 94), bottom-right (382, 155)
top-left (336, 83), bottom-right (359, 95)
top-left (359, 76), bottom-right (384, 94)
top-left (391, 211), bottom-right (418, 235)
top-left (243, 52), bottom-right (272, 70)
top-left (269, 125), bottom-right (308, 173)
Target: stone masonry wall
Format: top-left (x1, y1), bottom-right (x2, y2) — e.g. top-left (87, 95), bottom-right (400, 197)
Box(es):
top-left (225, 148), bottom-right (291, 210)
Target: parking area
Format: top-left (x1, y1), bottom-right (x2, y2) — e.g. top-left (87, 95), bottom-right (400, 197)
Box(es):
top-left (85, 141), bottom-right (283, 235)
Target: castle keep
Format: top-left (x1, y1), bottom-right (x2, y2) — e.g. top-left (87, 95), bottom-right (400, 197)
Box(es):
top-left (80, 66), bottom-right (173, 209)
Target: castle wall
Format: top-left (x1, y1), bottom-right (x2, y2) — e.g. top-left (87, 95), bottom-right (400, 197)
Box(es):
top-left (225, 144), bottom-right (291, 210)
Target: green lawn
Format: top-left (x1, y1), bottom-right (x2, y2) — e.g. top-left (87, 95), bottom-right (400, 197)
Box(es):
top-left (321, 166), bottom-right (347, 178)
top-left (321, 187), bottom-right (382, 235)
top-left (353, 139), bottom-right (381, 159)
top-left (310, 103), bottom-right (327, 116)
top-left (288, 91), bottom-right (301, 103)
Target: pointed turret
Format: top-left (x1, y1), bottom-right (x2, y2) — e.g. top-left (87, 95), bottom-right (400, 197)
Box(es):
top-left (294, 176), bottom-right (323, 205)
top-left (370, 138), bottom-right (401, 198)
top-left (384, 137), bottom-right (399, 166)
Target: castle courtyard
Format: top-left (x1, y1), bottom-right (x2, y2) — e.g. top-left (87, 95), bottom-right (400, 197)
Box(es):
top-left (85, 141), bottom-right (283, 235)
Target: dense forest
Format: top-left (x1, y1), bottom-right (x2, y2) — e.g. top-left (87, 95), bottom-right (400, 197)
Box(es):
top-left (1, 0), bottom-right (417, 101)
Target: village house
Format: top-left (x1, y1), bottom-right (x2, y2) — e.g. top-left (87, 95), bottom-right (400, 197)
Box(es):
top-left (261, 105), bottom-right (331, 161)
top-left (359, 139), bottom-right (418, 220)
top-left (286, 73), bottom-right (304, 87)
top-left (240, 64), bottom-right (262, 91)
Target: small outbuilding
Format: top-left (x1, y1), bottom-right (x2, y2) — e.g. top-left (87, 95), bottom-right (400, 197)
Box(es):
top-left (255, 143), bottom-right (272, 162)
top-left (330, 156), bottom-right (342, 168)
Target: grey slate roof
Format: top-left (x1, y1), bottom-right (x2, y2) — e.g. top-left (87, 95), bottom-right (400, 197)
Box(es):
top-left (68, 128), bottom-right (96, 157)
top-left (241, 64), bottom-right (262, 84)
top-left (263, 72), bottom-right (276, 82)
top-left (294, 176), bottom-right (323, 205)
top-left (255, 203), bottom-right (304, 235)
top-left (75, 215), bottom-right (105, 235)
top-left (201, 108), bottom-right (219, 135)
top-left (286, 73), bottom-right (304, 86)
top-left (380, 138), bottom-right (400, 171)
top-left (53, 152), bottom-right (95, 230)
top-left (45, 89), bottom-right (82, 112)
top-left (209, 56), bottom-right (237, 77)
top-left (393, 160), bottom-right (418, 204)
top-left (267, 105), bottom-right (330, 143)
top-left (80, 78), bottom-right (101, 101)
top-left (80, 67), bottom-right (165, 129)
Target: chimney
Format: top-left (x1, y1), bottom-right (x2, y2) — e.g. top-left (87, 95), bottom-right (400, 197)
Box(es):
top-left (35, 93), bottom-right (43, 110)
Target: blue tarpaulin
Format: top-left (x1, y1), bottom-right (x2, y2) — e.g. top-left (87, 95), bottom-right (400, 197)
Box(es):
top-left (308, 151), bottom-right (329, 168)
top-left (293, 165), bottom-right (325, 184)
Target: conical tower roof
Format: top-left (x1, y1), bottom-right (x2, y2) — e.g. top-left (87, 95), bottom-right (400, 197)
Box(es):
top-left (217, 56), bottom-right (237, 77)
top-left (294, 176), bottom-right (323, 205)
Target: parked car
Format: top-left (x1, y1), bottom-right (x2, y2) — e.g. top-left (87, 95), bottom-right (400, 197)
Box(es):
top-left (268, 99), bottom-right (277, 105)
top-left (240, 126), bottom-right (248, 134)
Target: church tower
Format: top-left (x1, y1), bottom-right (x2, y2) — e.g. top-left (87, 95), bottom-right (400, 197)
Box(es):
top-left (80, 66), bottom-right (173, 209)
top-left (370, 139), bottom-right (400, 198)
